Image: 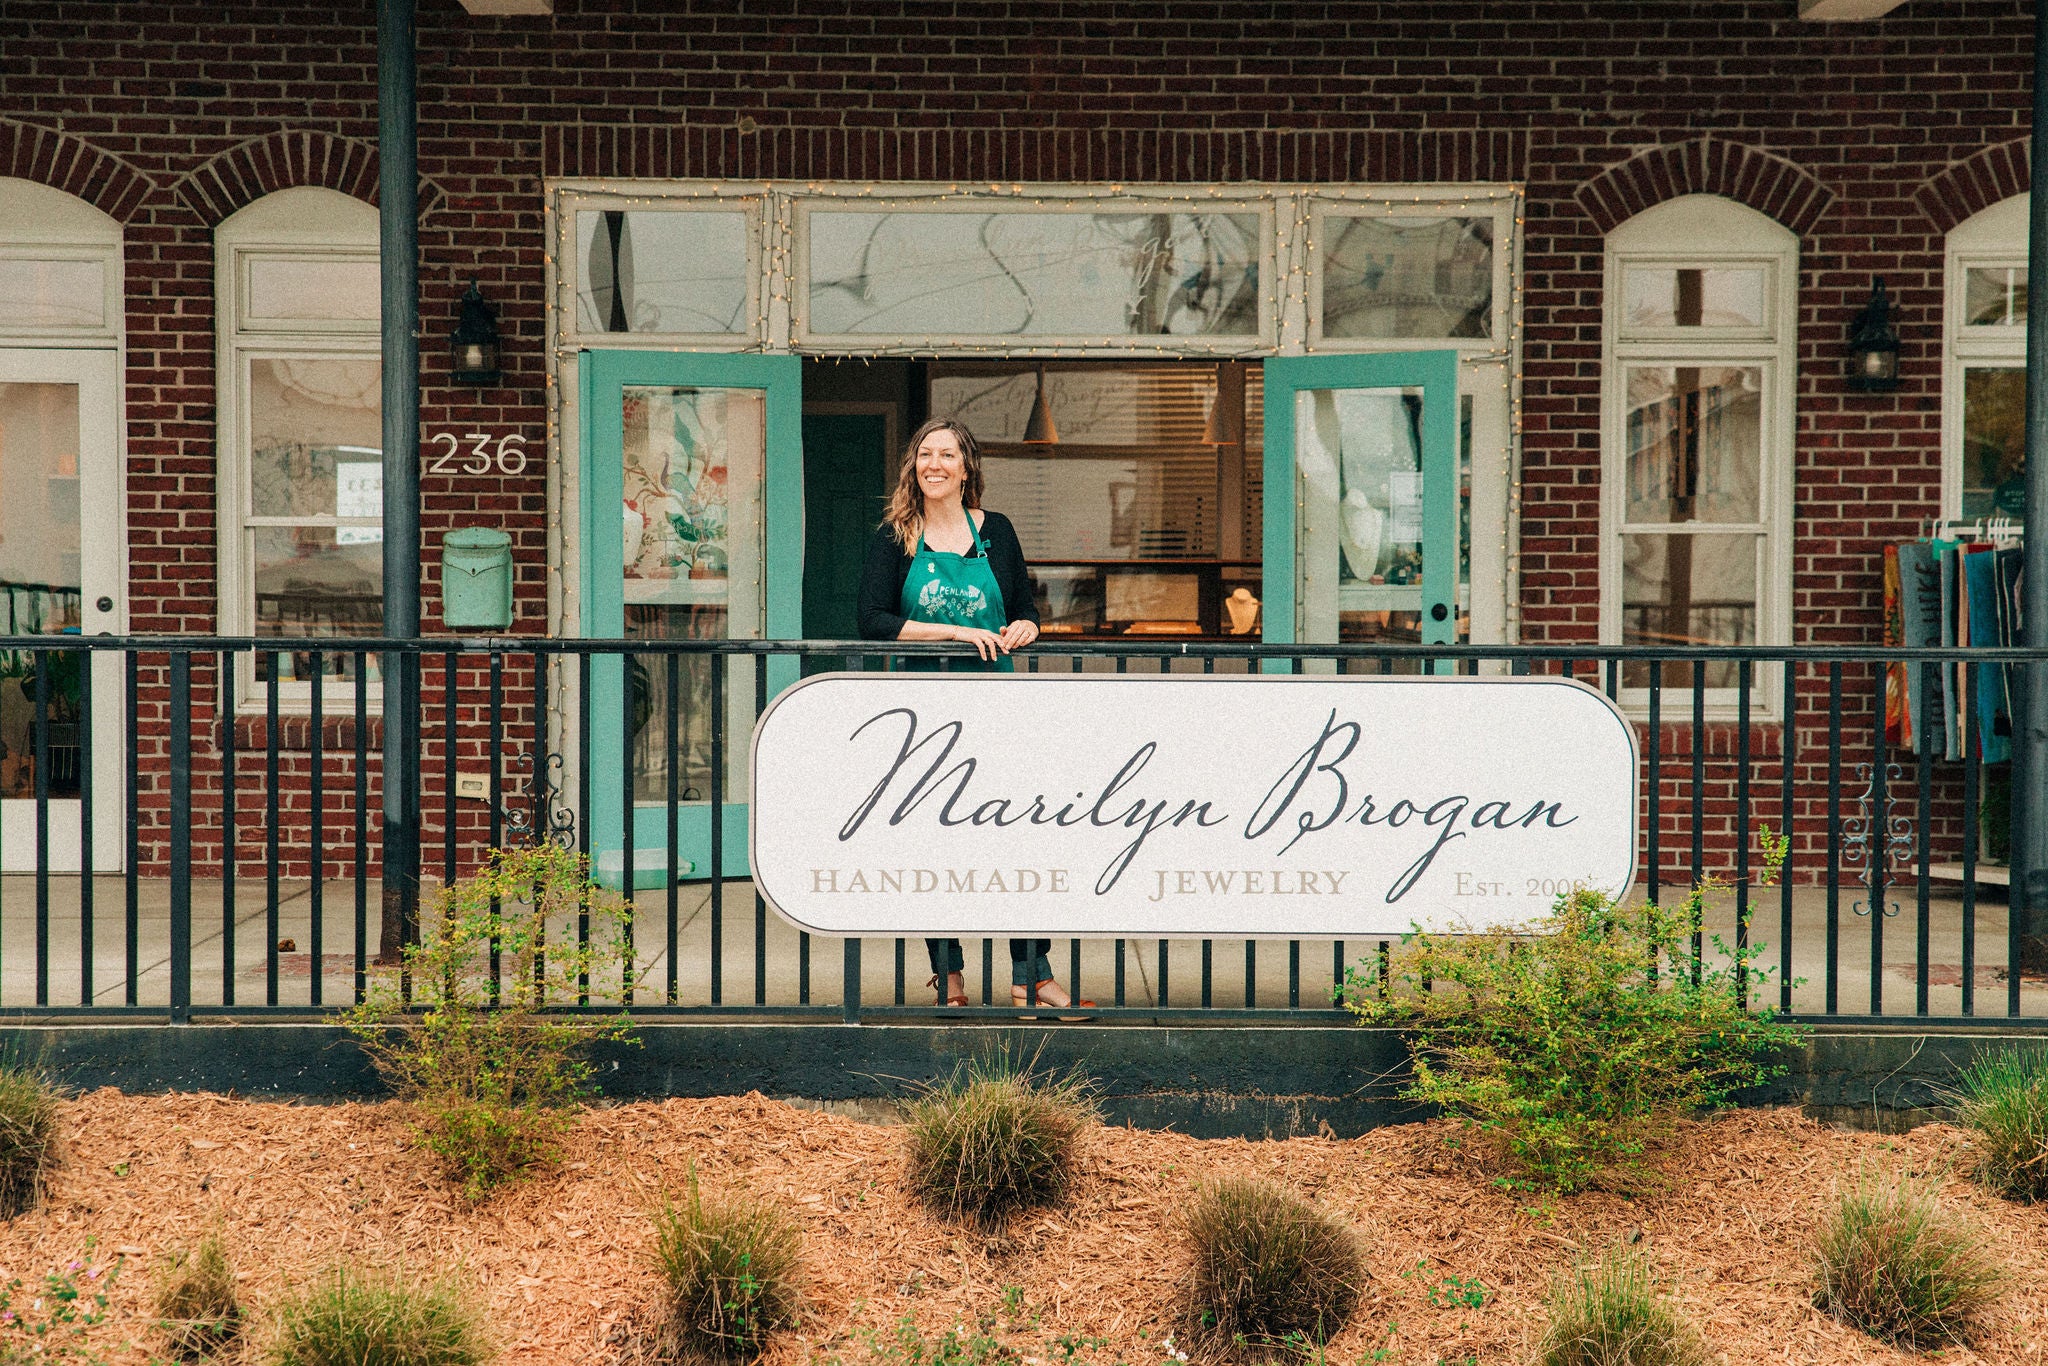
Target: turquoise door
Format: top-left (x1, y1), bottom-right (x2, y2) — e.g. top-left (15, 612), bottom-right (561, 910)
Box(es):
top-left (580, 350), bottom-right (802, 884)
top-left (1261, 352), bottom-right (1461, 664)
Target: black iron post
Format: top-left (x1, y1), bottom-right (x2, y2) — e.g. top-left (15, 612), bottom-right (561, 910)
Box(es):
top-left (377, 0), bottom-right (421, 962)
top-left (2018, 0), bottom-right (2048, 968)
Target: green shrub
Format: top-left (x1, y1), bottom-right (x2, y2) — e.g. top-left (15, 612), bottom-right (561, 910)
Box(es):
top-left (902, 1055), bottom-right (1096, 1227)
top-left (1178, 1177), bottom-right (1363, 1356)
top-left (1951, 1046), bottom-right (2048, 1201)
top-left (0, 1064), bottom-right (60, 1218)
top-left (1810, 1177), bottom-right (2003, 1349)
top-left (268, 1265), bottom-right (489, 1366)
top-left (650, 1174), bottom-right (803, 1362)
top-left (1344, 879), bottom-right (1804, 1193)
top-left (1533, 1244), bottom-right (1710, 1366)
top-left (346, 844), bottom-right (636, 1200)
top-left (153, 1234), bottom-right (242, 1360)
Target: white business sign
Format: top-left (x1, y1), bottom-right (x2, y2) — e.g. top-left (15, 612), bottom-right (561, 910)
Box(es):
top-left (750, 674), bottom-right (1637, 938)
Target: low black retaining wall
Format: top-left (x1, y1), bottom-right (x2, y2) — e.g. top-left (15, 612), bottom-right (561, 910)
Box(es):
top-left (0, 1023), bottom-right (2032, 1137)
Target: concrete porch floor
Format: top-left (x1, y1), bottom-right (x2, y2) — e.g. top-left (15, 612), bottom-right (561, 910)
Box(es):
top-left (0, 874), bottom-right (2040, 1020)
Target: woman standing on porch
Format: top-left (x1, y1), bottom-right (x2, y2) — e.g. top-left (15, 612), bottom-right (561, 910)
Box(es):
top-left (855, 416), bottom-right (1091, 1015)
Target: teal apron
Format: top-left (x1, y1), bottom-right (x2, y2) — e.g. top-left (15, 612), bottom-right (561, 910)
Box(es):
top-left (900, 516), bottom-right (1048, 988)
top-left (899, 515), bottom-right (1014, 674)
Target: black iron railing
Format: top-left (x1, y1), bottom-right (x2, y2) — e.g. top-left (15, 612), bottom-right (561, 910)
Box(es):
top-left (0, 634), bottom-right (2042, 1026)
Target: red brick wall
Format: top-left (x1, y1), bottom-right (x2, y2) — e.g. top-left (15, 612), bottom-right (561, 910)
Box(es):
top-left (2, 0), bottom-right (2030, 879)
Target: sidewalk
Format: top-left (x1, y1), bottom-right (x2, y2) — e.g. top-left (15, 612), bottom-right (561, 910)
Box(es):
top-left (0, 874), bottom-right (2039, 1019)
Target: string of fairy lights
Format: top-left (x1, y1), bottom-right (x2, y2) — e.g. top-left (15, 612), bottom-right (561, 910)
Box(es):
top-left (535, 179), bottom-right (1530, 737)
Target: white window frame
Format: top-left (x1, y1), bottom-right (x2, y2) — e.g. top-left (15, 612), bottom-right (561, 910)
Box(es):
top-left (214, 187), bottom-right (381, 709)
top-left (543, 178), bottom-right (1526, 642)
top-left (1600, 195), bottom-right (1798, 717)
top-left (1943, 194), bottom-right (2029, 519)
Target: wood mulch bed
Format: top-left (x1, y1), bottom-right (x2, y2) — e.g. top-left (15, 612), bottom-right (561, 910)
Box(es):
top-left (7, 1090), bottom-right (2045, 1364)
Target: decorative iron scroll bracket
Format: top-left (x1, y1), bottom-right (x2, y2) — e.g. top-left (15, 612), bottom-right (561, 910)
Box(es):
top-left (502, 748), bottom-right (577, 849)
top-left (1842, 761), bottom-right (1910, 919)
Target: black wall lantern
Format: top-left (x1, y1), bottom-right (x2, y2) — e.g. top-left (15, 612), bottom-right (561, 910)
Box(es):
top-left (1845, 277), bottom-right (1901, 393)
top-left (449, 280), bottom-right (502, 387)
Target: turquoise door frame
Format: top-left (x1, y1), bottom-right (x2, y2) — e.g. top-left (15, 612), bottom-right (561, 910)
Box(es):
top-left (579, 349), bottom-right (804, 881)
top-left (1260, 351), bottom-right (1460, 670)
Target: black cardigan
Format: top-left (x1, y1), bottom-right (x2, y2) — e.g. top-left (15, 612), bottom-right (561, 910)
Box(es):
top-left (856, 510), bottom-right (1040, 641)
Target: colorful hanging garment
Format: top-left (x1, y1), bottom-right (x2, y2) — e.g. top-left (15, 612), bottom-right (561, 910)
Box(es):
top-left (1898, 540), bottom-right (1940, 755)
top-left (1883, 544), bottom-right (1909, 748)
top-left (1964, 547), bottom-right (2010, 763)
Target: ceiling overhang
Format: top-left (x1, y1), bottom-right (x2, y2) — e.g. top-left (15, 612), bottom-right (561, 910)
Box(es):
top-left (1798, 0), bottom-right (1909, 19)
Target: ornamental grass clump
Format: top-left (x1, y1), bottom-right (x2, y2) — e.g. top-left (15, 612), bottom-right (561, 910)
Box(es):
top-left (153, 1233), bottom-right (243, 1360)
top-left (1177, 1177), bottom-right (1363, 1358)
top-left (1345, 871), bottom-right (1804, 1193)
top-left (267, 1264), bottom-right (489, 1366)
top-left (0, 1063), bottom-right (60, 1218)
top-left (1810, 1177), bottom-right (2003, 1349)
top-left (1533, 1244), bottom-right (1711, 1366)
top-left (902, 1054), bottom-right (1096, 1227)
top-left (346, 844), bottom-right (637, 1200)
top-left (1951, 1046), bottom-right (2048, 1201)
top-left (649, 1174), bottom-right (803, 1363)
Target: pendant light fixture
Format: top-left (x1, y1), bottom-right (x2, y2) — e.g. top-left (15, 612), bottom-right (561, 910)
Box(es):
top-left (1021, 365), bottom-right (1060, 444)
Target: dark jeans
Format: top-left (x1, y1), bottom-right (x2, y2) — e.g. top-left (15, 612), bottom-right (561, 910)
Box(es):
top-left (926, 937), bottom-right (1054, 989)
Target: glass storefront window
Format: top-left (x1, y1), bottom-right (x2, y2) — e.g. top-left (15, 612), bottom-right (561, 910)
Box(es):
top-left (1962, 366), bottom-right (2025, 517)
top-left (1620, 532), bottom-right (1759, 689)
top-left (576, 209), bottom-right (750, 337)
top-left (619, 385), bottom-right (763, 804)
top-left (1318, 216), bottom-right (1493, 339)
top-left (0, 380), bottom-right (84, 798)
top-left (1621, 365), bottom-right (1763, 525)
top-left (805, 209), bottom-right (1262, 339)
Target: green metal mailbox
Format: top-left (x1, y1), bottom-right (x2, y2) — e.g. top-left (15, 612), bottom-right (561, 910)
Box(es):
top-left (440, 527), bottom-right (514, 631)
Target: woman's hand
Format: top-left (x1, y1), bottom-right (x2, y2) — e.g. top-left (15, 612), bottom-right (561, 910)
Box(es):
top-left (952, 625), bottom-right (1006, 661)
top-left (998, 620), bottom-right (1039, 652)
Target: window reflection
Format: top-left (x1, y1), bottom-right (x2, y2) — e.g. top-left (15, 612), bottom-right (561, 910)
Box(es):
top-left (1962, 366), bottom-right (2026, 517)
top-left (576, 210), bottom-right (750, 336)
top-left (0, 380), bottom-right (84, 798)
top-left (1622, 366), bottom-right (1762, 525)
top-left (1622, 267), bottom-right (1765, 330)
top-left (808, 211), bottom-right (1261, 338)
top-left (1965, 267), bottom-right (2028, 327)
top-left (1621, 533), bottom-right (1758, 689)
top-left (1319, 217), bottom-right (1492, 339)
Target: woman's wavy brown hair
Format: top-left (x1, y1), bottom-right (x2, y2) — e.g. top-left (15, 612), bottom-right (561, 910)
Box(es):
top-left (882, 417), bottom-right (985, 552)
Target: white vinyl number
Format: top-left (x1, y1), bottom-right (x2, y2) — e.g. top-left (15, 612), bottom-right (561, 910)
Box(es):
top-left (426, 432), bottom-right (528, 476)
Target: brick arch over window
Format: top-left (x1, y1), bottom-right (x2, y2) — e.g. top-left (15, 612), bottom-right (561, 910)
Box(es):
top-left (1574, 137), bottom-right (1834, 238)
top-left (172, 130), bottom-right (446, 226)
top-left (0, 120), bottom-right (154, 224)
top-left (1915, 138), bottom-right (2031, 235)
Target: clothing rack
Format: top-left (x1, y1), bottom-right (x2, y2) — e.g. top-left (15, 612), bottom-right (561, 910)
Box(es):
top-left (1925, 514), bottom-right (2025, 544)
top-left (1891, 522), bottom-right (2025, 886)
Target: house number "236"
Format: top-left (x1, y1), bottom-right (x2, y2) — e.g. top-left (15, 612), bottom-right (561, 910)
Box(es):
top-left (426, 431), bottom-right (528, 476)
